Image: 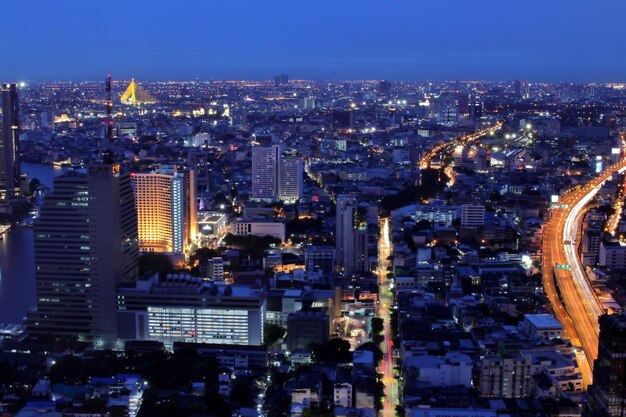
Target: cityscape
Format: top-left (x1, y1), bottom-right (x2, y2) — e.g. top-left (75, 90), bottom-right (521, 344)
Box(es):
top-left (2, 2), bottom-right (626, 417)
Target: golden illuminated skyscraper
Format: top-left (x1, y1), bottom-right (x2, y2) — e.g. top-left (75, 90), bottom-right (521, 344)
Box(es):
top-left (132, 165), bottom-right (197, 255)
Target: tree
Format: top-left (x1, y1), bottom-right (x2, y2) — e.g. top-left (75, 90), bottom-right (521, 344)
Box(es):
top-left (138, 252), bottom-right (173, 279)
top-left (230, 375), bottom-right (260, 407)
top-left (414, 219), bottom-right (432, 231)
top-left (0, 361), bottom-right (16, 384)
top-left (311, 338), bottom-right (351, 363)
top-left (49, 355), bottom-right (86, 384)
top-left (188, 247), bottom-right (220, 270)
top-left (264, 323), bottom-right (287, 346)
top-left (370, 317), bottom-right (385, 346)
top-left (380, 169), bottom-right (449, 211)
top-left (223, 233), bottom-right (281, 259)
top-left (29, 178), bottom-right (41, 195)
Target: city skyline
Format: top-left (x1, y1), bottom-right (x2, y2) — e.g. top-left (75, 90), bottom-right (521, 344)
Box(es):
top-left (2, 0), bottom-right (626, 82)
top-left (4, 3), bottom-right (626, 416)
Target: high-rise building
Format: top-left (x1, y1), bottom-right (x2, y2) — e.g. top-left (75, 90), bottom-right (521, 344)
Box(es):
top-left (28, 163), bottom-right (139, 344)
top-left (279, 153), bottom-right (303, 203)
top-left (251, 145), bottom-right (280, 201)
top-left (584, 313), bottom-right (626, 417)
top-left (251, 145), bottom-right (303, 203)
top-left (132, 165), bottom-right (197, 255)
top-left (335, 195), bottom-right (368, 274)
top-left (1, 83), bottom-right (20, 198)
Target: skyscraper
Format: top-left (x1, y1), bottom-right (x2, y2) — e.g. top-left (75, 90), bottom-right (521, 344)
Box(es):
top-left (28, 162), bottom-right (138, 344)
top-left (584, 313), bottom-right (626, 417)
top-left (335, 195), bottom-right (368, 274)
top-left (132, 165), bottom-right (197, 255)
top-left (1, 83), bottom-right (20, 198)
top-left (251, 145), bottom-right (280, 201)
top-left (252, 145), bottom-right (303, 203)
top-left (278, 153), bottom-right (303, 203)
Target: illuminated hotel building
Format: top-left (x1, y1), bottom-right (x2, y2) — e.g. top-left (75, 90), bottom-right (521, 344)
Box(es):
top-left (132, 165), bottom-right (197, 255)
top-left (117, 274), bottom-right (265, 347)
top-left (28, 163), bottom-right (139, 344)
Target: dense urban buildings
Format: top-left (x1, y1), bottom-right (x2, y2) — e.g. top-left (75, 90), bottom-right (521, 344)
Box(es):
top-left (4, 76), bottom-right (626, 417)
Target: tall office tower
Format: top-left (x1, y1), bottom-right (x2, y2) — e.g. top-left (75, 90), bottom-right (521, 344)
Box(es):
top-left (28, 162), bottom-right (138, 344)
top-left (584, 313), bottom-right (626, 417)
top-left (132, 165), bottom-right (197, 255)
top-left (1, 83), bottom-right (20, 198)
top-left (251, 145), bottom-right (280, 201)
top-left (278, 153), bottom-right (303, 203)
top-left (335, 195), bottom-right (368, 274)
top-left (251, 145), bottom-right (303, 203)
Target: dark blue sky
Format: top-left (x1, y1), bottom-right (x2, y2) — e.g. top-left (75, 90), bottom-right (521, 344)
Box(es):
top-left (2, 0), bottom-right (625, 82)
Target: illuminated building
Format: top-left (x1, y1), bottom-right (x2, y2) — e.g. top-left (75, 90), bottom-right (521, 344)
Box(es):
top-left (251, 145), bottom-right (280, 201)
top-left (599, 240), bottom-right (626, 269)
top-left (335, 195), bottom-right (368, 274)
top-left (117, 274), bottom-right (265, 347)
top-left (584, 313), bottom-right (626, 417)
top-left (28, 162), bottom-right (139, 344)
top-left (230, 217), bottom-right (286, 241)
top-left (279, 153), bottom-right (303, 203)
top-left (252, 145), bottom-right (303, 203)
top-left (1, 83), bottom-right (20, 198)
top-left (197, 211), bottom-right (228, 238)
top-left (132, 165), bottom-right (197, 255)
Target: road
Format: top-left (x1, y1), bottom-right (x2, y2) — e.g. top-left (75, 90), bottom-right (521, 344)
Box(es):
top-left (542, 158), bottom-right (626, 385)
top-left (377, 217), bottom-right (398, 417)
top-left (419, 121), bottom-right (502, 170)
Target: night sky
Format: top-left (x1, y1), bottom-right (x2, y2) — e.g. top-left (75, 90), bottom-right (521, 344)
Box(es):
top-left (1, 0), bottom-right (625, 82)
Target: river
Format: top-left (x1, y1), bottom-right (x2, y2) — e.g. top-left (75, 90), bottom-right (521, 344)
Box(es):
top-left (0, 162), bottom-right (71, 324)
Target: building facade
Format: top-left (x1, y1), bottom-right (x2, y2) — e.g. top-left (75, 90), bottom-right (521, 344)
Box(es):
top-left (1, 83), bottom-right (20, 198)
top-left (28, 163), bottom-right (139, 343)
top-left (117, 275), bottom-right (265, 347)
top-left (335, 195), bottom-right (368, 274)
top-left (584, 313), bottom-right (626, 417)
top-left (132, 165), bottom-right (197, 255)
top-left (252, 145), bottom-right (303, 203)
